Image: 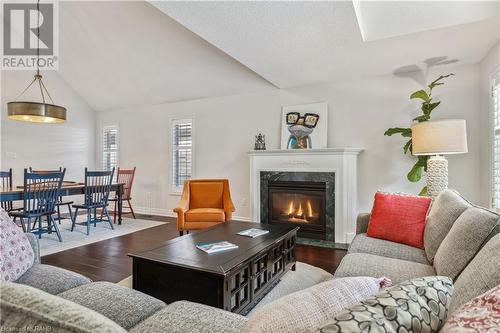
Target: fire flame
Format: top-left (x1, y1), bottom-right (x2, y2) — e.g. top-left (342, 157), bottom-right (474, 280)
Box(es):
top-left (284, 199), bottom-right (315, 223)
top-left (307, 200), bottom-right (313, 217)
top-left (287, 201), bottom-right (294, 215)
top-left (297, 203), bottom-right (303, 216)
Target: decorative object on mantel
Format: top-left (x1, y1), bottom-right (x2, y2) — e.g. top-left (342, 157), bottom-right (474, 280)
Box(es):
top-left (412, 119), bottom-right (468, 198)
top-left (254, 133), bottom-right (266, 150)
top-left (280, 102), bottom-right (328, 149)
top-left (384, 74), bottom-right (454, 195)
top-left (7, 0), bottom-right (66, 124)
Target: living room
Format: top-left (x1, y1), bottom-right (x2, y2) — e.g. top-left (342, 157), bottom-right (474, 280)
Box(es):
top-left (1, 1), bottom-right (499, 332)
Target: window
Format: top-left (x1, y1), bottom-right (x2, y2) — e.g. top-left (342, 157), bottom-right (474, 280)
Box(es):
top-left (102, 125), bottom-right (119, 171)
top-left (171, 119), bottom-right (193, 191)
top-left (492, 72), bottom-right (500, 209)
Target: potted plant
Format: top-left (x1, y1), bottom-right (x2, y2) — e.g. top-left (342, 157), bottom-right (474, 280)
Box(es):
top-left (384, 74), bottom-right (454, 195)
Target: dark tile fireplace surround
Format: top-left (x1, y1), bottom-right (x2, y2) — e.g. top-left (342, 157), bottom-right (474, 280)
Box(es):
top-left (260, 171), bottom-right (335, 244)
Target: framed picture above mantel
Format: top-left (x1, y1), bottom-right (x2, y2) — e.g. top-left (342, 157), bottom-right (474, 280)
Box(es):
top-left (280, 102), bottom-right (328, 150)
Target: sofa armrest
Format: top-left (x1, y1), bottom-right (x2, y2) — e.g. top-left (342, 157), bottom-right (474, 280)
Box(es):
top-left (356, 213), bottom-right (371, 234)
top-left (25, 233), bottom-right (40, 264)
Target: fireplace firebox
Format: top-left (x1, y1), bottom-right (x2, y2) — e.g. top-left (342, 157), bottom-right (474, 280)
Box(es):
top-left (260, 171), bottom-right (335, 244)
top-left (268, 181), bottom-right (326, 240)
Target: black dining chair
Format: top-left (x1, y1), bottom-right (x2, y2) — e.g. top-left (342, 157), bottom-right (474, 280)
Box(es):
top-left (71, 168), bottom-right (115, 235)
top-left (10, 169), bottom-right (65, 241)
top-left (29, 167), bottom-right (74, 224)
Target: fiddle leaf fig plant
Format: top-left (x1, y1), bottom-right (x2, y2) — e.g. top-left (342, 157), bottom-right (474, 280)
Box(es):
top-left (384, 73), bottom-right (454, 196)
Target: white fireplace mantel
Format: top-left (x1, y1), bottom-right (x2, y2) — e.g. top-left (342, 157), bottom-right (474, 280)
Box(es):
top-left (248, 148), bottom-right (363, 245)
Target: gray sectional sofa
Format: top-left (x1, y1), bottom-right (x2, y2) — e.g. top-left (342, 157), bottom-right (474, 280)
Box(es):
top-left (1, 189), bottom-right (500, 332)
top-left (335, 189), bottom-right (500, 314)
top-left (1, 234), bottom-right (250, 333)
top-left (1, 234), bottom-right (331, 332)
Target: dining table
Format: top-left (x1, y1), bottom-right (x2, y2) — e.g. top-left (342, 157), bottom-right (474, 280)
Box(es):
top-left (0, 182), bottom-right (126, 225)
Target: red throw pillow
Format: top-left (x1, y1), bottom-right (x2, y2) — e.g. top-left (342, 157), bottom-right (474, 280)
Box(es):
top-left (367, 192), bottom-right (432, 249)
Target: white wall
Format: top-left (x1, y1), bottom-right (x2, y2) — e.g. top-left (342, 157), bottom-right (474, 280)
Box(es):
top-left (97, 63), bottom-right (482, 219)
top-left (479, 42), bottom-right (500, 207)
top-left (1, 70), bottom-right (96, 185)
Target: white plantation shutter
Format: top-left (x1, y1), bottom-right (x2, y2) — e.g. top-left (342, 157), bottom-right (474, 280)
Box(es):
top-left (492, 73), bottom-right (500, 209)
top-left (172, 119), bottom-right (193, 191)
top-left (102, 125), bottom-right (119, 171)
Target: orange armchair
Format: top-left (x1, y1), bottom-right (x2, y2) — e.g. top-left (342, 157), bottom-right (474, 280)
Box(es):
top-left (174, 179), bottom-right (235, 236)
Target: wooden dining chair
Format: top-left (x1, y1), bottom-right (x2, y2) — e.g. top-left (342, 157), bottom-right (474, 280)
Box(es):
top-left (71, 168), bottom-right (114, 235)
top-left (29, 167), bottom-right (74, 224)
top-left (0, 168), bottom-right (13, 212)
top-left (10, 169), bottom-right (65, 241)
top-left (109, 167), bottom-right (136, 221)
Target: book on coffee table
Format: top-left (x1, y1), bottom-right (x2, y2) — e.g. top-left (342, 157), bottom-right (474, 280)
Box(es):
top-left (237, 228), bottom-right (270, 238)
top-left (196, 241), bottom-right (239, 254)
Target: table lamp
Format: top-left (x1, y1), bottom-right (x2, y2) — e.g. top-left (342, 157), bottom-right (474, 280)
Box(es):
top-left (412, 119), bottom-right (468, 197)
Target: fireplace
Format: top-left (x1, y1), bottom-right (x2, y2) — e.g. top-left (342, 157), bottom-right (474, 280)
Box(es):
top-left (260, 171), bottom-right (335, 243)
top-left (268, 181), bottom-right (326, 240)
top-left (250, 149), bottom-right (362, 247)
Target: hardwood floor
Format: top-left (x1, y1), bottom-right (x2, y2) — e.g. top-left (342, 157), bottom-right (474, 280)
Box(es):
top-left (42, 214), bottom-right (346, 282)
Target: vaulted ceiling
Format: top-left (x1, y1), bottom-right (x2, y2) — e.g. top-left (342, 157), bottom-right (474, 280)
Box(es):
top-left (53, 1), bottom-right (499, 111)
top-left (57, 1), bottom-right (275, 112)
top-left (152, 1), bottom-right (499, 88)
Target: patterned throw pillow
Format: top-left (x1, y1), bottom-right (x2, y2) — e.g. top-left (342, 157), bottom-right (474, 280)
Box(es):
top-left (243, 276), bottom-right (391, 333)
top-left (441, 284), bottom-right (500, 332)
top-left (317, 276), bottom-right (453, 333)
top-left (0, 208), bottom-right (35, 281)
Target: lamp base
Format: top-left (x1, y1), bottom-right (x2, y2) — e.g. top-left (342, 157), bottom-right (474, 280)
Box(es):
top-left (426, 156), bottom-right (448, 198)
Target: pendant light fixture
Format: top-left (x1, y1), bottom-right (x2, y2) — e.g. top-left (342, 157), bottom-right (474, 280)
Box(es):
top-left (7, 0), bottom-right (66, 123)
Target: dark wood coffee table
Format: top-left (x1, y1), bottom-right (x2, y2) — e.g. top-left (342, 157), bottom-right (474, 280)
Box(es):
top-left (129, 221), bottom-right (298, 315)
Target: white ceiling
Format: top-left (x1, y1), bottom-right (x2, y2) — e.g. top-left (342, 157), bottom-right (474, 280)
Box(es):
top-left (45, 1), bottom-right (500, 112)
top-left (352, 1), bottom-right (498, 41)
top-left (57, 1), bottom-right (275, 112)
top-left (152, 1), bottom-right (500, 89)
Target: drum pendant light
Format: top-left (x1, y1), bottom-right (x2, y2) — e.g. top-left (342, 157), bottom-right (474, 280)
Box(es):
top-left (7, 0), bottom-right (66, 124)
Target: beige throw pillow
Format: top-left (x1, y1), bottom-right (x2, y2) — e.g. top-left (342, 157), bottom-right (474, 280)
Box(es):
top-left (243, 276), bottom-right (390, 333)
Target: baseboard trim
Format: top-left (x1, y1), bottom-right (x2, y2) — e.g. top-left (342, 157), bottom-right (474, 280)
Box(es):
top-left (133, 206), bottom-right (252, 222)
top-left (134, 206), bottom-right (175, 217)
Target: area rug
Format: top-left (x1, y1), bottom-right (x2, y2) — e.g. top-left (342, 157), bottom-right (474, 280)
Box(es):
top-left (116, 261), bottom-right (333, 316)
top-left (38, 217), bottom-right (167, 257)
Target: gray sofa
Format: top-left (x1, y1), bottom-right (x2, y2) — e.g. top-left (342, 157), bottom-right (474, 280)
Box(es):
top-left (335, 189), bottom-right (500, 314)
top-left (1, 189), bottom-right (500, 332)
top-left (1, 232), bottom-right (249, 333)
top-left (0, 234), bottom-right (331, 332)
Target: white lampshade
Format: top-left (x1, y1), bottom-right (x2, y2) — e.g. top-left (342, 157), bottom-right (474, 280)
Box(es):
top-left (412, 119), bottom-right (468, 156)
